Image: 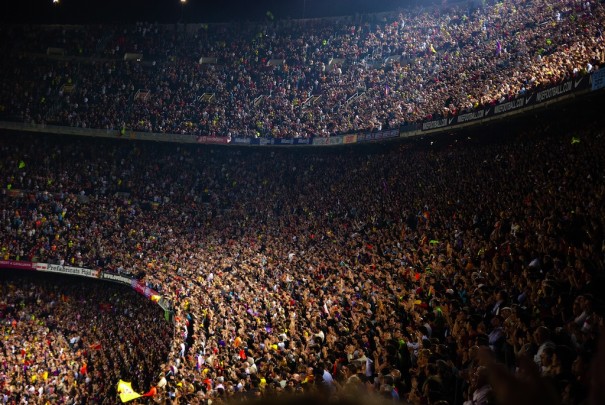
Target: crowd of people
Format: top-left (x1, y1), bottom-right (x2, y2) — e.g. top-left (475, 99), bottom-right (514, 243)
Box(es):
top-left (1, 0), bottom-right (604, 138)
top-left (1, 94), bottom-right (604, 404)
top-left (0, 271), bottom-right (171, 404)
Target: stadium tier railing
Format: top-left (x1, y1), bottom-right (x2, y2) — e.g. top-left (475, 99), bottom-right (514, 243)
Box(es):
top-left (0, 259), bottom-right (174, 318)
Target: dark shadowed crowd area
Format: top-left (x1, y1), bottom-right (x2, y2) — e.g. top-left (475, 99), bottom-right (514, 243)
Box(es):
top-left (1, 95), bottom-right (605, 405)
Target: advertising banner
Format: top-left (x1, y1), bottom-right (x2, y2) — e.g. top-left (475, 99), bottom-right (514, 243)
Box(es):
top-left (250, 138), bottom-right (274, 145)
top-left (592, 69), bottom-right (605, 91)
top-left (312, 137), bottom-right (329, 146)
top-left (343, 134), bottom-right (358, 144)
top-left (355, 132), bottom-right (368, 142)
top-left (572, 74), bottom-right (591, 91)
top-left (231, 137), bottom-right (251, 145)
top-left (102, 272), bottom-right (133, 285)
top-left (456, 108), bottom-right (490, 124)
top-left (131, 279), bottom-right (160, 300)
top-left (43, 264), bottom-right (100, 278)
top-left (377, 129), bottom-right (399, 140)
top-left (0, 260), bottom-right (35, 270)
top-left (328, 136), bottom-right (343, 145)
top-left (197, 136), bottom-right (230, 144)
top-left (493, 98), bottom-right (526, 115)
top-left (535, 80), bottom-right (573, 103)
top-left (357, 129), bottom-right (400, 142)
top-left (34, 263), bottom-right (47, 271)
top-left (422, 118), bottom-right (450, 131)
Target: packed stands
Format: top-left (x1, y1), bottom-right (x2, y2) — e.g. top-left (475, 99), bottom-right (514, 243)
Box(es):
top-left (1, 0), bottom-right (605, 403)
top-left (1, 94), bottom-right (605, 403)
top-left (0, 0), bottom-right (604, 138)
top-left (0, 271), bottom-right (171, 404)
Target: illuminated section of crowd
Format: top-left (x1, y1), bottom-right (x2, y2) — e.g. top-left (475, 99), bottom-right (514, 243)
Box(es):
top-left (0, 272), bottom-right (171, 404)
top-left (0, 0), bottom-right (604, 138)
top-left (1, 99), bottom-right (604, 404)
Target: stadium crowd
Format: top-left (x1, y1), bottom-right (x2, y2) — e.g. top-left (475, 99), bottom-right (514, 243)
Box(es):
top-left (1, 98), bottom-right (605, 404)
top-left (0, 271), bottom-right (171, 404)
top-left (1, 0), bottom-right (605, 137)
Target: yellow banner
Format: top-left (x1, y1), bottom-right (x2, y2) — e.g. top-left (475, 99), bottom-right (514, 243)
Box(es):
top-left (117, 380), bottom-right (142, 403)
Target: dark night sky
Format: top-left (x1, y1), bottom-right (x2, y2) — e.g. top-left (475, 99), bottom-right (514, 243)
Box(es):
top-left (3, 0), bottom-right (417, 24)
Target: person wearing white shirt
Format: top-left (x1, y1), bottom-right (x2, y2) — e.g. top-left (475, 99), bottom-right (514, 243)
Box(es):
top-left (463, 366), bottom-right (492, 405)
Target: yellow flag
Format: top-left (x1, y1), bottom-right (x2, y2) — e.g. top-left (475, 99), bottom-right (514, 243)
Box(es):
top-left (117, 380), bottom-right (142, 402)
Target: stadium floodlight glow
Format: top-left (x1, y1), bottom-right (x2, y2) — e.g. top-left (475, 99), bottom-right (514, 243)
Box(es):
top-left (179, 0), bottom-right (187, 22)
